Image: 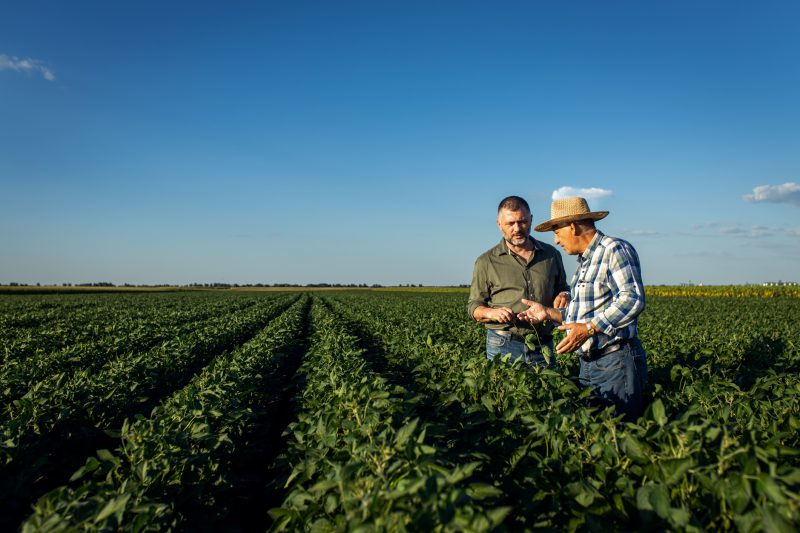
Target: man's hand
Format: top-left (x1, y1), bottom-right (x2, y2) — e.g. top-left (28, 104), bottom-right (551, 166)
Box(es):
top-left (481, 306), bottom-right (515, 324)
top-left (517, 299), bottom-right (549, 323)
top-left (553, 291), bottom-right (570, 309)
top-left (555, 323), bottom-right (591, 354)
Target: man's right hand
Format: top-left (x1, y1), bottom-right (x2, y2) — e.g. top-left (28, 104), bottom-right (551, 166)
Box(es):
top-left (518, 299), bottom-right (564, 325)
top-left (478, 306), bottom-right (516, 323)
top-left (518, 299), bottom-right (548, 323)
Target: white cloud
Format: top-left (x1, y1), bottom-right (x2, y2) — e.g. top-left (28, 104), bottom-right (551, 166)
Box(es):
top-left (0, 53), bottom-right (55, 81)
top-left (743, 182), bottom-right (800, 207)
top-left (623, 229), bottom-right (662, 237)
top-left (694, 222), bottom-right (790, 239)
top-left (719, 225), bottom-right (771, 238)
top-left (552, 186), bottom-right (613, 200)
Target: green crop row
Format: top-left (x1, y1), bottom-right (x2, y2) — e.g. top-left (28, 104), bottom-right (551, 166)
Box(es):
top-left (323, 292), bottom-right (800, 531)
top-left (0, 291), bottom-right (797, 531)
top-left (0, 293), bottom-right (298, 526)
top-left (22, 295), bottom-right (310, 532)
top-left (0, 292), bottom-right (258, 363)
top-left (0, 297), bottom-right (260, 405)
top-left (270, 299), bottom-right (510, 532)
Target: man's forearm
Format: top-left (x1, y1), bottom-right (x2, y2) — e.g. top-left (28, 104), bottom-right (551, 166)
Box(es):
top-left (472, 305), bottom-right (494, 323)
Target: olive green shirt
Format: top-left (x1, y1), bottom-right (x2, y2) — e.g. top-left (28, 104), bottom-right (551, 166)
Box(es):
top-left (468, 237), bottom-right (569, 339)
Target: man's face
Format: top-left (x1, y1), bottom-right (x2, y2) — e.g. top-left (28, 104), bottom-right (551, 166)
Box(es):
top-left (497, 208), bottom-right (532, 246)
top-left (553, 223), bottom-right (579, 255)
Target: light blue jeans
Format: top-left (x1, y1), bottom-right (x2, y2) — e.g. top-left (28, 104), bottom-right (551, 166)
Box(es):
top-left (578, 338), bottom-right (648, 421)
top-left (485, 329), bottom-right (558, 369)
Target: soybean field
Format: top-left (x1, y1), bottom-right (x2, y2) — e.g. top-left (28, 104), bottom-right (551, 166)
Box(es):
top-left (1, 290), bottom-right (798, 531)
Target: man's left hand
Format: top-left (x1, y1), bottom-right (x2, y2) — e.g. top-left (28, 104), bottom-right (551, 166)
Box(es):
top-left (553, 291), bottom-right (570, 309)
top-left (556, 323), bottom-right (590, 354)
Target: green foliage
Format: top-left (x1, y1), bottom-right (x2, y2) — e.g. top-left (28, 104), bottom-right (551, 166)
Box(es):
top-left (1, 291), bottom-right (798, 531)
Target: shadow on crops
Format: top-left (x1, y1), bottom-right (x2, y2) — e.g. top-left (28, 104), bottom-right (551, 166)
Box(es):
top-left (734, 335), bottom-right (794, 389)
top-left (0, 427), bottom-right (119, 532)
top-left (177, 297), bottom-right (312, 532)
top-left (0, 297), bottom-right (298, 532)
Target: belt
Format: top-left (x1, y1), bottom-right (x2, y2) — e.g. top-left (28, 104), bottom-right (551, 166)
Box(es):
top-left (579, 338), bottom-right (634, 362)
top-left (492, 330), bottom-right (552, 345)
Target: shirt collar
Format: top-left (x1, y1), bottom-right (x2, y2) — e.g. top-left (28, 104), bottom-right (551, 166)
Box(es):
top-left (578, 230), bottom-right (604, 263)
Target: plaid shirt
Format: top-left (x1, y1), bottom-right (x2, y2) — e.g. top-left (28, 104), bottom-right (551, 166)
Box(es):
top-left (562, 230), bottom-right (645, 353)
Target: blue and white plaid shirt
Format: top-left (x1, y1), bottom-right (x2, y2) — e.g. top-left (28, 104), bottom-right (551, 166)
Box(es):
top-left (562, 230), bottom-right (645, 353)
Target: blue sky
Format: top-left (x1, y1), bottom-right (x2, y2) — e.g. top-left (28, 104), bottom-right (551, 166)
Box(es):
top-left (1, 1), bottom-right (798, 285)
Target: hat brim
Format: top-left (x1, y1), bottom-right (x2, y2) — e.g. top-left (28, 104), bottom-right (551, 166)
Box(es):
top-left (534, 211), bottom-right (609, 232)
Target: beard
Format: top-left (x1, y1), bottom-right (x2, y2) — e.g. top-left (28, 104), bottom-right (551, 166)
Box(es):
top-left (505, 235), bottom-right (529, 246)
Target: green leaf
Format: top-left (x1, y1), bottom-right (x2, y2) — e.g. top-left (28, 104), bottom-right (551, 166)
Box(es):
top-left (658, 457), bottom-right (693, 485)
top-left (541, 345), bottom-right (553, 365)
top-left (395, 418), bottom-right (419, 448)
top-left (524, 334), bottom-right (538, 351)
top-left (70, 457), bottom-right (101, 481)
top-left (94, 493), bottom-right (131, 523)
top-left (96, 449), bottom-right (114, 461)
top-left (761, 504), bottom-right (796, 533)
top-left (310, 479), bottom-right (339, 495)
top-left (668, 507), bottom-right (690, 527)
top-left (649, 483), bottom-right (671, 519)
top-left (486, 506), bottom-right (512, 527)
top-left (757, 474), bottom-right (787, 504)
top-left (466, 483), bottom-right (503, 500)
top-left (636, 485), bottom-right (654, 512)
top-left (651, 399), bottom-right (667, 426)
top-left (446, 462), bottom-right (480, 484)
top-left (480, 394), bottom-right (495, 410)
top-left (575, 489), bottom-right (595, 508)
top-left (705, 427), bottom-right (721, 442)
top-left (622, 436), bottom-right (651, 464)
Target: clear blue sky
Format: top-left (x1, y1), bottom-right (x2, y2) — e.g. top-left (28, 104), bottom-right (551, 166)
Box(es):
top-left (2, 0), bottom-right (798, 285)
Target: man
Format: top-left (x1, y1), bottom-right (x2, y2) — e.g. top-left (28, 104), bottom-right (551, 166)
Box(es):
top-left (468, 196), bottom-right (570, 367)
top-left (518, 197), bottom-right (647, 420)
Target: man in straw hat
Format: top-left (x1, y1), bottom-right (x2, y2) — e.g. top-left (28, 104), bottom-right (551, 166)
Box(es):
top-left (517, 196), bottom-right (648, 420)
top-left (468, 195), bottom-right (571, 367)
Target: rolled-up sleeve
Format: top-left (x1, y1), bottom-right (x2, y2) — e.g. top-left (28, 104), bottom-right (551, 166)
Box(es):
top-left (467, 259), bottom-right (489, 319)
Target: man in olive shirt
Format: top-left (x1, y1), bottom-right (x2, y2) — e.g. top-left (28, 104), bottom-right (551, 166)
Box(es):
top-left (468, 196), bottom-right (570, 366)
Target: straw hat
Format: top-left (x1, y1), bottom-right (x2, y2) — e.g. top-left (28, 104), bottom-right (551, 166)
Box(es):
top-left (534, 197), bottom-right (609, 232)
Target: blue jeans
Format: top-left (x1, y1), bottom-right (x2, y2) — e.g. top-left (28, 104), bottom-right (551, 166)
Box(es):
top-left (486, 329), bottom-right (558, 369)
top-left (578, 338), bottom-right (647, 421)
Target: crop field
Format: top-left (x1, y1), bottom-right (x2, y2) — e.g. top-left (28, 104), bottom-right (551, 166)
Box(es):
top-left (1, 290), bottom-right (798, 531)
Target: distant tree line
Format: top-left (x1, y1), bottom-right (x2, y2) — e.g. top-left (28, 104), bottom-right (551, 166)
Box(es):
top-left (1, 282), bottom-right (449, 288)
